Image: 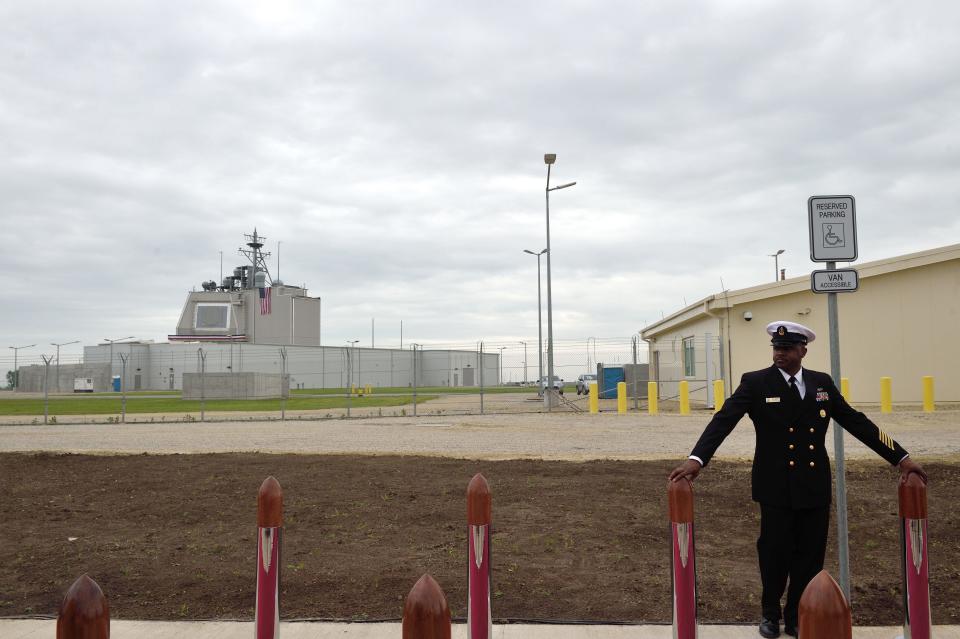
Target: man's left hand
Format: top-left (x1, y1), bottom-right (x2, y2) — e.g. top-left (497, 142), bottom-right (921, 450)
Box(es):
top-left (898, 457), bottom-right (928, 484)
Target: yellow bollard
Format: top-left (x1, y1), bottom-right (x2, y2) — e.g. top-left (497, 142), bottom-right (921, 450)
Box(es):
top-left (617, 382), bottom-right (627, 414)
top-left (713, 379), bottom-right (724, 413)
top-left (840, 377), bottom-right (850, 402)
top-left (351, 384), bottom-right (356, 395)
top-left (648, 382), bottom-right (658, 415)
top-left (679, 380), bottom-right (690, 415)
top-left (880, 376), bottom-right (892, 413)
top-left (922, 376), bottom-right (935, 413)
top-left (366, 384), bottom-right (373, 395)
top-left (589, 382), bottom-right (599, 414)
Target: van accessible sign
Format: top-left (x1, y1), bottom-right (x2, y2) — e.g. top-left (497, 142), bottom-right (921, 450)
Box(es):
top-left (808, 195), bottom-right (857, 262)
top-left (811, 268), bottom-right (859, 293)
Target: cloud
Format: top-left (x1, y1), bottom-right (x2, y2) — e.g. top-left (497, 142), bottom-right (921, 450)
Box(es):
top-left (1, 0), bottom-right (958, 371)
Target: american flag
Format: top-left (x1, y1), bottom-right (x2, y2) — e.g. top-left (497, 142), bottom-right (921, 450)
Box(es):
top-left (259, 287), bottom-right (272, 314)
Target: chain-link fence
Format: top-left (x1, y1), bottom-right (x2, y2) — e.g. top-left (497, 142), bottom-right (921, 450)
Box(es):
top-left (2, 336), bottom-right (656, 423)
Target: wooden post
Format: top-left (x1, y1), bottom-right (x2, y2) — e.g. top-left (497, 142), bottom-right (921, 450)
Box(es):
top-left (899, 473), bottom-right (931, 639)
top-left (256, 476), bottom-right (283, 639)
top-left (57, 574), bottom-right (109, 639)
top-left (667, 478), bottom-right (696, 639)
top-left (403, 574), bottom-right (451, 639)
top-left (798, 570), bottom-right (852, 639)
top-left (467, 474), bottom-right (492, 639)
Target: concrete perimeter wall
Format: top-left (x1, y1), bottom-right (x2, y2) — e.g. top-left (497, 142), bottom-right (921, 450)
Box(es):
top-left (182, 372), bottom-right (289, 399)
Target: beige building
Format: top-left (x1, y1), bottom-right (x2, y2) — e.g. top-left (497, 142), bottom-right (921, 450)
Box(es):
top-left (641, 243), bottom-right (960, 405)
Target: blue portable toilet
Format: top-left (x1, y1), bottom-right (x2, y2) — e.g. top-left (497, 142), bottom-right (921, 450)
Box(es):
top-left (112, 375), bottom-right (121, 392)
top-left (599, 366), bottom-right (624, 399)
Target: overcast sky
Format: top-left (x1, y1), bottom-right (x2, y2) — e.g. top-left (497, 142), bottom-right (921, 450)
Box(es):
top-left (3, 0), bottom-right (958, 374)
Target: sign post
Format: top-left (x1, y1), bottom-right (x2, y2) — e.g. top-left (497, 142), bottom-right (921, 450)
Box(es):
top-left (808, 195), bottom-right (858, 600)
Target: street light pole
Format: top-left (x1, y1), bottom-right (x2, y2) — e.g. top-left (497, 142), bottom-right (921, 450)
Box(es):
top-left (103, 336), bottom-right (135, 388)
top-left (519, 341), bottom-right (527, 385)
top-left (8, 344), bottom-right (36, 391)
top-left (498, 346), bottom-right (506, 385)
top-left (544, 153), bottom-right (576, 410)
top-left (347, 340), bottom-right (359, 389)
top-left (769, 249), bottom-right (785, 282)
top-left (50, 340), bottom-right (79, 393)
top-left (523, 249), bottom-right (547, 396)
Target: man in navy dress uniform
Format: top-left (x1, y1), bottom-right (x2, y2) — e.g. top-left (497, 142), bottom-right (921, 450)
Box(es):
top-left (668, 320), bottom-right (926, 638)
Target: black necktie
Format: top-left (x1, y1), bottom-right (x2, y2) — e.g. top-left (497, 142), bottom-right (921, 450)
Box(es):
top-left (788, 376), bottom-right (802, 402)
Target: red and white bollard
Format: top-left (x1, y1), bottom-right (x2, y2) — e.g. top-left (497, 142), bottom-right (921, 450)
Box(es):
top-left (467, 473), bottom-right (492, 639)
top-left (403, 573), bottom-right (451, 639)
top-left (57, 574), bottom-right (109, 639)
top-left (798, 570), bottom-right (852, 639)
top-left (256, 476), bottom-right (283, 639)
top-left (667, 478), bottom-right (697, 639)
top-left (899, 473), bottom-right (931, 639)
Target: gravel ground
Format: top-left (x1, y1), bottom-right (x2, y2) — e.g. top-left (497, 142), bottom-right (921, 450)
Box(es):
top-left (1, 405), bottom-right (956, 460)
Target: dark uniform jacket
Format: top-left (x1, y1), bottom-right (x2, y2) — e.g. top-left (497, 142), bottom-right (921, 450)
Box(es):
top-left (690, 365), bottom-right (907, 509)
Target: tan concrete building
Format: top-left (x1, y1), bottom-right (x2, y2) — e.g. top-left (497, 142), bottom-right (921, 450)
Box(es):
top-left (641, 243), bottom-right (960, 405)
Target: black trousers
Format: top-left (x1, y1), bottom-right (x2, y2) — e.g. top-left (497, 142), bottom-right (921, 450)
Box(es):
top-left (757, 503), bottom-right (830, 624)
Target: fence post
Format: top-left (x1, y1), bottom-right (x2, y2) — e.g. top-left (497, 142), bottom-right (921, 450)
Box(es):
top-left (648, 382), bottom-right (658, 415)
top-left (467, 474), bottom-right (492, 639)
top-left (279, 348), bottom-right (287, 421)
top-left (798, 570), bottom-right (851, 639)
top-left (840, 377), bottom-right (850, 402)
top-left (712, 379), bottom-right (724, 413)
top-left (881, 376), bottom-right (892, 413)
top-left (667, 478), bottom-right (697, 639)
top-left (197, 348), bottom-right (207, 422)
top-left (255, 476), bottom-right (283, 639)
top-left (41, 354), bottom-right (53, 424)
top-left (119, 353), bottom-right (128, 423)
top-left (899, 473), bottom-right (931, 639)
top-left (678, 380), bottom-right (690, 415)
top-left (617, 381), bottom-right (627, 414)
top-left (402, 574), bottom-right (451, 639)
top-left (57, 574), bottom-right (109, 639)
top-left (922, 376), bottom-right (935, 413)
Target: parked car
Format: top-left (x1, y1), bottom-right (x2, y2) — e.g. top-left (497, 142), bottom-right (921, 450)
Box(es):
top-left (576, 374), bottom-right (597, 395)
top-left (538, 375), bottom-right (564, 395)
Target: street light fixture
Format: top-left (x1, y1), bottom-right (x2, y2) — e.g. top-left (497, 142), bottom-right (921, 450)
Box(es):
top-left (769, 249), bottom-right (785, 282)
top-left (8, 344), bottom-right (36, 391)
top-left (50, 340), bottom-right (80, 393)
top-left (523, 248), bottom-right (547, 395)
top-left (544, 153), bottom-right (577, 410)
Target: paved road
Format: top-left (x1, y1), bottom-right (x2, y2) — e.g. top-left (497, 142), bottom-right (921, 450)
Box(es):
top-left (1, 409), bottom-right (956, 460)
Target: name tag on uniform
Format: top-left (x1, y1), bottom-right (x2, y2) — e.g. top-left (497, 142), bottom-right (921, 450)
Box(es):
top-left (765, 397), bottom-right (781, 403)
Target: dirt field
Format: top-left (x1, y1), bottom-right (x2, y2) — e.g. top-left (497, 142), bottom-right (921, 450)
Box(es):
top-left (2, 453), bottom-right (957, 625)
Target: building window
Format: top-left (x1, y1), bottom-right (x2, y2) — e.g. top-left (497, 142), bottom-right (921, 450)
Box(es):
top-left (194, 303), bottom-right (231, 330)
top-left (683, 337), bottom-right (695, 377)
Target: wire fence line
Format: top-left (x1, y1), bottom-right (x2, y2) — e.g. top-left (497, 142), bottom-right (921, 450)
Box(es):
top-left (1, 336), bottom-right (667, 423)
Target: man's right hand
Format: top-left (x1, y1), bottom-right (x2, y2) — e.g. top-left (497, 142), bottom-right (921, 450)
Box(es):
top-left (669, 459), bottom-right (702, 482)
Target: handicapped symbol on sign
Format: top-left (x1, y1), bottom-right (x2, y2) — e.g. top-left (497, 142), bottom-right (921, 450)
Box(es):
top-left (822, 223), bottom-right (845, 247)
